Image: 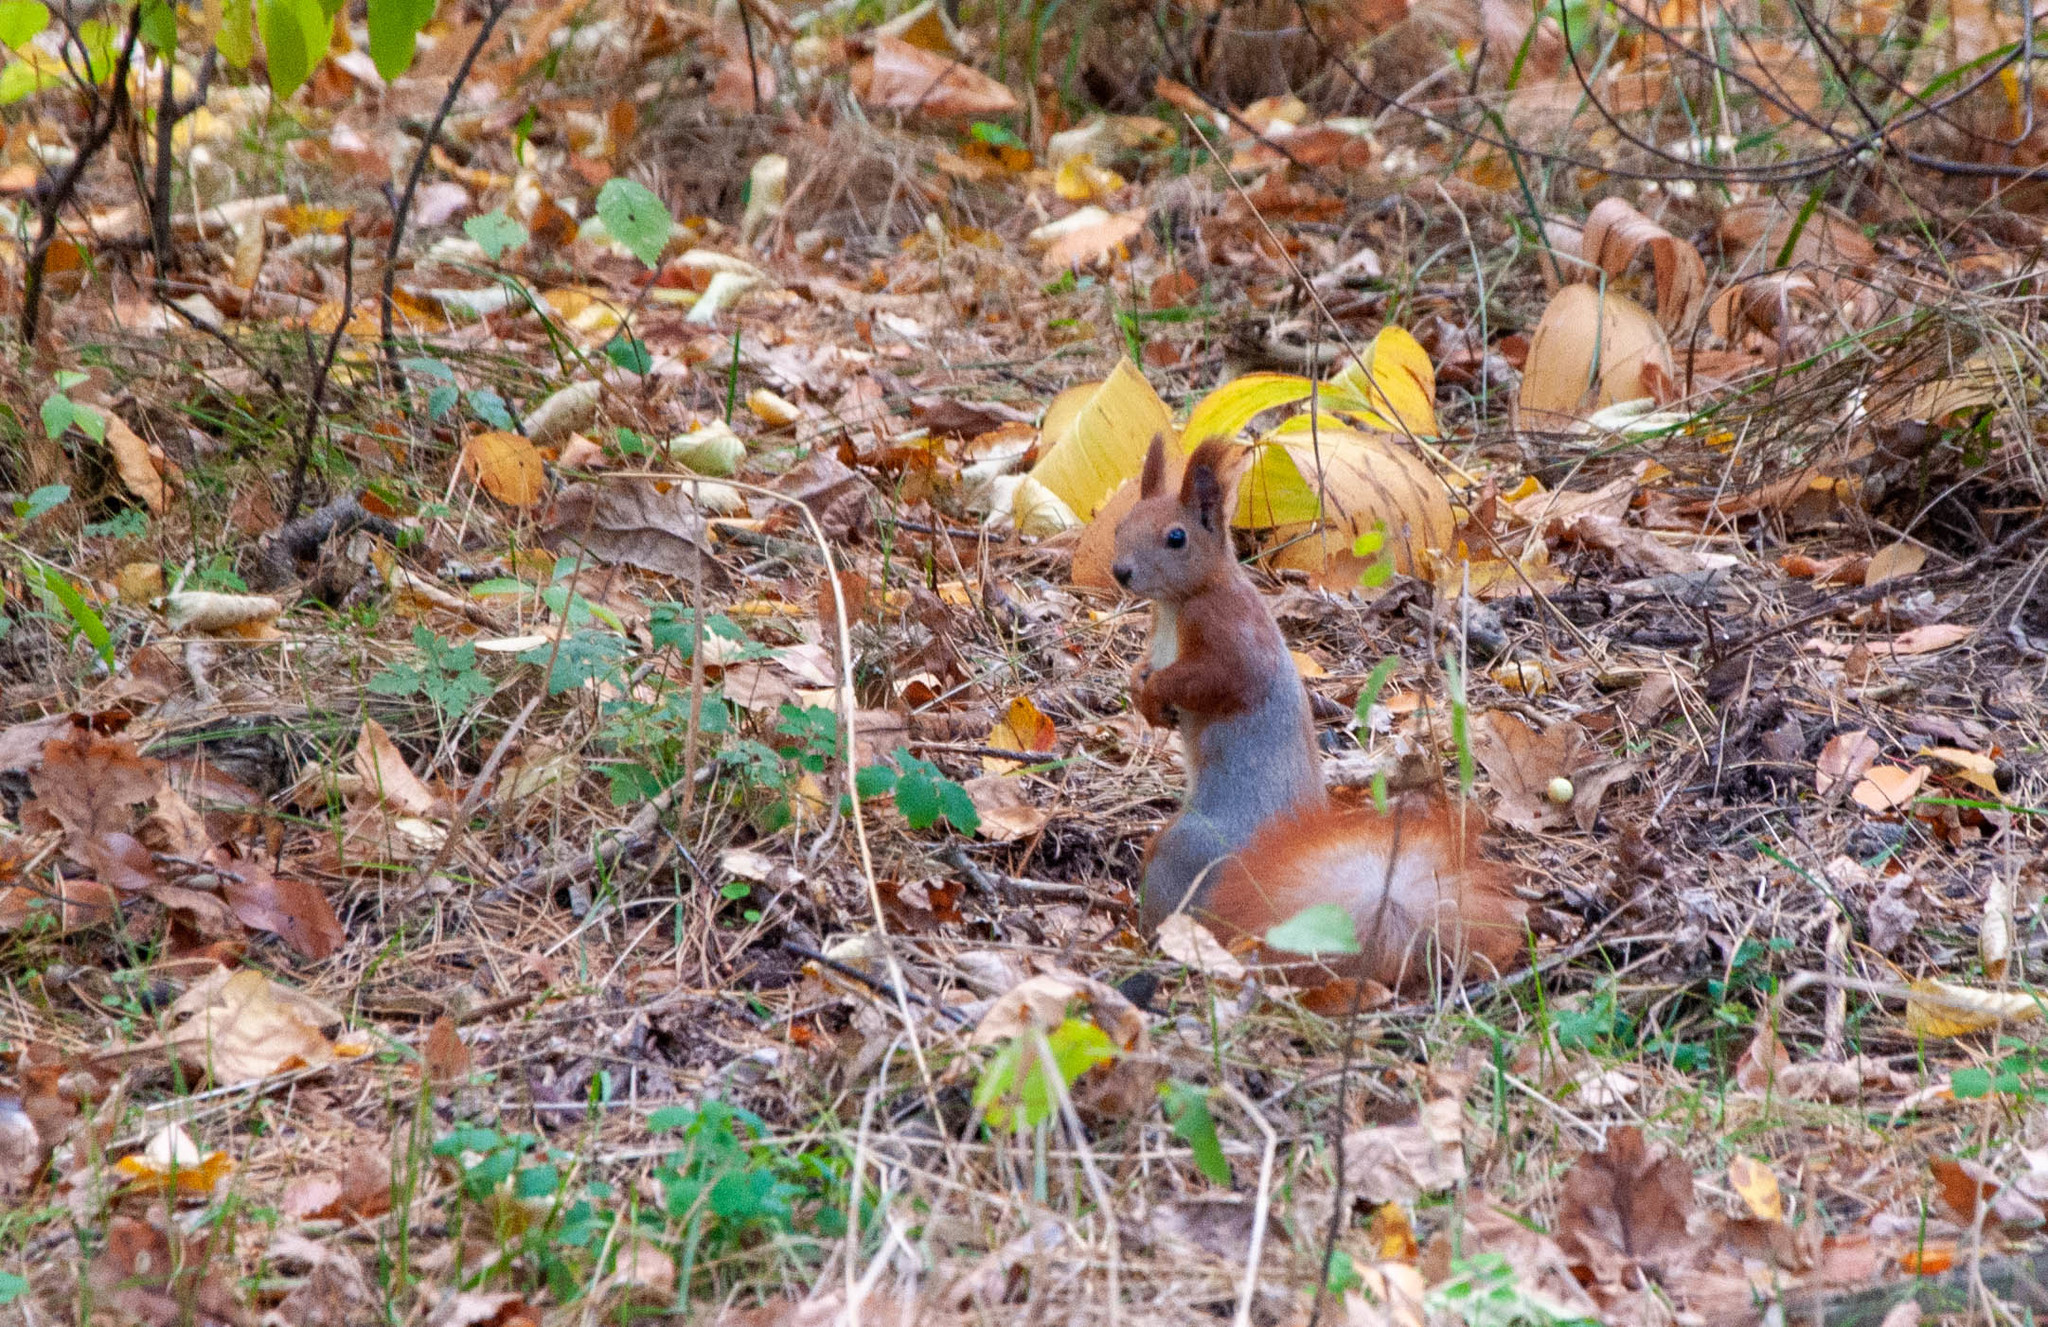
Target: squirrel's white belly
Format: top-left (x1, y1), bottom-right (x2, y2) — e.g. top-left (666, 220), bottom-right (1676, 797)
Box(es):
top-left (1151, 603), bottom-right (1180, 671)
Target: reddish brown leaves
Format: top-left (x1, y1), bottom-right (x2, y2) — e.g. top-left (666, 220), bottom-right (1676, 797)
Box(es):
top-left (1556, 1126), bottom-right (1699, 1286)
top-left (422, 1015), bottom-right (474, 1085)
top-left (23, 721), bottom-right (165, 893)
top-left (216, 851), bottom-right (346, 960)
top-left (87, 1216), bottom-right (246, 1327)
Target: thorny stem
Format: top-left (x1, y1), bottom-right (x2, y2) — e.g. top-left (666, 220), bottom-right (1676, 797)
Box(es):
top-left (380, 0), bottom-right (516, 393)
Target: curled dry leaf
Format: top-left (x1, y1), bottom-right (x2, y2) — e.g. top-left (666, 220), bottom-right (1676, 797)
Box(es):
top-left (354, 718), bottom-right (447, 818)
top-left (521, 380), bottom-right (601, 446)
top-left (1851, 763), bottom-right (1929, 813)
top-left (1906, 978), bottom-right (2041, 1038)
top-left (462, 431), bottom-right (546, 507)
top-left (162, 591), bottom-right (285, 636)
top-left (1579, 197), bottom-right (1708, 333)
top-left (970, 969), bottom-right (1157, 1125)
top-left (1734, 1021), bottom-right (1790, 1093)
top-left (423, 1014), bottom-right (474, 1085)
top-left (217, 852), bottom-right (347, 960)
top-left (1984, 874), bottom-right (2015, 981)
top-left (852, 36), bottom-right (1019, 116)
top-left (94, 407), bottom-right (177, 513)
top-left (1517, 283), bottom-right (1674, 428)
top-left (960, 775), bottom-right (1050, 842)
top-left (148, 967), bottom-right (344, 1086)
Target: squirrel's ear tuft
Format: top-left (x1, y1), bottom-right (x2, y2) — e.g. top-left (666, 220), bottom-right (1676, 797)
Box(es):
top-left (1139, 433), bottom-right (1171, 500)
top-left (1180, 438), bottom-right (1244, 531)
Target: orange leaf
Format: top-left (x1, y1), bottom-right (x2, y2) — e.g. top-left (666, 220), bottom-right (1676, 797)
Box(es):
top-left (463, 431), bottom-right (546, 506)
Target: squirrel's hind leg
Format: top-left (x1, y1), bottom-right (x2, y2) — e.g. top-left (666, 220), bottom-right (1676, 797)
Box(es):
top-left (1139, 812), bottom-right (1233, 933)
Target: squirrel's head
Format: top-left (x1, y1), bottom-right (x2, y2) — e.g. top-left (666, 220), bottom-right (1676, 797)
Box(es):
top-left (1111, 435), bottom-right (1249, 601)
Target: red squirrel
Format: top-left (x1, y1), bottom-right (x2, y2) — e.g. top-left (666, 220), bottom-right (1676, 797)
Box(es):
top-left (1111, 435), bottom-right (1526, 990)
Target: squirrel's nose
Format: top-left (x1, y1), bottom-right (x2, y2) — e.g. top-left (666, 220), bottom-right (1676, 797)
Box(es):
top-left (1112, 561), bottom-right (1133, 587)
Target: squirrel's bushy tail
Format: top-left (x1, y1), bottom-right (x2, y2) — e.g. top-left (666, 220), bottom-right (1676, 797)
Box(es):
top-left (1195, 794), bottom-right (1526, 991)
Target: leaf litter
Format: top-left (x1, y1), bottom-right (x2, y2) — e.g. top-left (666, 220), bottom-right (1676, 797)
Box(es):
top-left (1, 0), bottom-right (2048, 1321)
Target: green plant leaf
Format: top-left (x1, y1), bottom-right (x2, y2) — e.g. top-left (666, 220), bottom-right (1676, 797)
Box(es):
top-left (605, 334), bottom-right (652, 375)
top-left (596, 177), bottom-right (673, 269)
top-left (256, 0), bottom-right (326, 99)
top-left (138, 0), bottom-right (176, 51)
top-left (38, 566), bottom-right (114, 669)
top-left (0, 0), bottom-right (49, 50)
top-left (0, 1270), bottom-right (28, 1305)
top-left (365, 0), bottom-right (433, 79)
top-left (974, 1017), bottom-right (1118, 1132)
top-left (1160, 1082), bottom-right (1230, 1185)
top-left (14, 483), bottom-right (68, 521)
top-left (464, 209), bottom-right (527, 261)
top-left (1950, 1066), bottom-right (1992, 1099)
top-left (1353, 655), bottom-right (1400, 728)
top-left (854, 764), bottom-right (896, 798)
top-left (1264, 902), bottom-right (1361, 956)
top-left (216, 0), bottom-right (255, 63)
top-left (39, 394), bottom-right (73, 440)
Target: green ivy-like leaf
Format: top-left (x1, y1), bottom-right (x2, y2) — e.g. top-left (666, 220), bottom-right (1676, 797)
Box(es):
top-left (463, 209), bottom-right (527, 261)
top-left (1264, 902), bottom-right (1361, 956)
top-left (596, 177), bottom-right (674, 269)
top-left (14, 483), bottom-right (68, 521)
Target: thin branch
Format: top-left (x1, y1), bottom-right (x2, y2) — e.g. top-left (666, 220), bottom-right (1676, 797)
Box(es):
top-left (284, 228), bottom-right (356, 522)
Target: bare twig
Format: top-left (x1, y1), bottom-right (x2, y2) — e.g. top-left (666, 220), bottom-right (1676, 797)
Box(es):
top-left (284, 228), bottom-right (356, 523)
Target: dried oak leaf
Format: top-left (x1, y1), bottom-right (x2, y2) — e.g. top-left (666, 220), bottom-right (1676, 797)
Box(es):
top-left (136, 967), bottom-right (343, 1086)
top-left (88, 1215), bottom-right (247, 1327)
top-left (1342, 1095), bottom-right (1467, 1203)
top-left (1556, 1125), bottom-right (1700, 1285)
top-left (22, 723), bottom-right (165, 867)
top-left (770, 453), bottom-right (874, 542)
top-left (214, 850), bottom-right (346, 960)
top-left (1470, 710), bottom-right (1595, 832)
top-left (422, 1014), bottom-right (474, 1085)
top-left (548, 479), bottom-right (711, 580)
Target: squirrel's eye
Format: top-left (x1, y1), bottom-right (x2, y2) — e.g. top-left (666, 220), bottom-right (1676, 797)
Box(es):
top-left (1164, 527), bottom-right (1187, 550)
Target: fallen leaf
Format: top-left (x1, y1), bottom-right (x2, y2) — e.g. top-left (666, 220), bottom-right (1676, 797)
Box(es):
top-left (1734, 1022), bottom-right (1790, 1093)
top-left (162, 591), bottom-right (285, 636)
top-left (1816, 729), bottom-right (1880, 795)
top-left (1030, 358), bottom-right (1175, 531)
top-left (1727, 1155), bottom-right (1782, 1221)
top-left (1343, 1096), bottom-right (1467, 1203)
top-left (985, 695), bottom-right (1056, 774)
top-left (88, 1215), bottom-right (246, 1327)
top-left (961, 775), bottom-right (1050, 842)
top-left (1154, 914), bottom-right (1247, 982)
top-left (1039, 207), bottom-right (1147, 271)
top-left (1920, 745), bottom-right (2000, 795)
top-left (1851, 763), bottom-right (1929, 813)
top-left (970, 969), bottom-right (1156, 1124)
top-left (1555, 1125), bottom-right (1698, 1285)
top-left (1577, 197), bottom-right (1707, 333)
top-left (353, 718), bottom-right (445, 818)
top-left (1517, 283), bottom-right (1674, 428)
top-left (462, 431), bottom-right (546, 506)
top-left (95, 408), bottom-right (176, 513)
top-left (113, 1123), bottom-right (233, 1195)
top-left (852, 36), bottom-right (1019, 116)
top-left (423, 1014), bottom-right (473, 1084)
top-left (217, 854), bottom-right (346, 959)
top-left (1470, 710), bottom-right (1595, 831)
top-left (548, 480), bottom-right (710, 580)
top-left (1863, 541), bottom-right (1927, 585)
top-left (143, 966), bottom-right (343, 1085)
top-left (1906, 979), bottom-right (2042, 1038)
top-left (1806, 624), bottom-right (1975, 659)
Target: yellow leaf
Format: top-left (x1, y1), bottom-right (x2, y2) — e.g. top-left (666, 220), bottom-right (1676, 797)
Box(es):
top-left (1182, 371), bottom-right (1318, 449)
top-left (89, 407), bottom-right (174, 514)
top-left (1728, 1155), bottom-right (1782, 1221)
top-left (1054, 153), bottom-right (1125, 202)
top-left (1906, 979), bottom-right (2042, 1038)
top-left (1238, 427), bottom-right (1455, 582)
top-left (462, 431), bottom-right (546, 506)
top-left (1920, 746), bottom-right (2000, 795)
top-left (1028, 357), bottom-right (1175, 522)
top-left (1328, 325), bottom-right (1437, 437)
top-left (986, 695), bottom-right (1057, 773)
top-left (1517, 284), bottom-right (1672, 428)
top-left (1851, 763), bottom-right (1929, 813)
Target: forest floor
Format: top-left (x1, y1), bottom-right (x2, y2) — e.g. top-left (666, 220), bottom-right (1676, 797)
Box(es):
top-left (3, 0), bottom-right (2048, 1323)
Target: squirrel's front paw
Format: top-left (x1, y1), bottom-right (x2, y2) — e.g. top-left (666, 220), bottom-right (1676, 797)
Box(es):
top-left (1137, 686), bottom-right (1178, 729)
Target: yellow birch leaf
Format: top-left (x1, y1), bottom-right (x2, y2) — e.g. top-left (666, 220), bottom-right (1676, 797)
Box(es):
top-left (1906, 979), bottom-right (2042, 1039)
top-left (1028, 357), bottom-right (1175, 522)
top-left (1728, 1155), bottom-right (1782, 1222)
top-left (462, 431), bottom-right (546, 506)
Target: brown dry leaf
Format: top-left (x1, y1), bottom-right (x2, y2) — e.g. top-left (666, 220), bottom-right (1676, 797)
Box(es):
top-left (1921, 745), bottom-right (2000, 795)
top-left (162, 591), bottom-right (285, 636)
top-left (1930, 1157), bottom-right (2001, 1223)
top-left (1906, 978), bottom-right (2042, 1038)
top-left (1153, 914), bottom-right (1247, 983)
top-left (462, 431), bottom-right (546, 507)
top-left (1864, 541), bottom-right (1927, 586)
top-left (1816, 729), bottom-right (1881, 795)
top-left (1470, 710), bottom-right (1594, 831)
top-left (1807, 624), bottom-right (1975, 659)
top-left (353, 718), bottom-right (446, 818)
top-left (140, 786), bottom-right (213, 858)
top-left (0, 874), bottom-right (118, 934)
top-left (0, 1096), bottom-right (41, 1199)
top-left (88, 1215), bottom-right (246, 1327)
top-left (217, 853), bottom-right (346, 959)
top-left (1560, 512), bottom-right (1733, 577)
top-left (970, 969), bottom-right (1158, 1125)
top-left (548, 480), bottom-right (710, 579)
top-left (1447, 1204), bottom-right (1603, 1320)
top-left (281, 1148), bottom-right (391, 1221)
top-left (1040, 207), bottom-right (1147, 271)
top-left (1579, 197), bottom-right (1708, 333)
top-left (423, 1014), bottom-right (474, 1084)
top-left (0, 713), bottom-right (75, 774)
top-left (1852, 763), bottom-right (1929, 813)
top-left (852, 36), bottom-right (1018, 116)
top-left (22, 723), bottom-right (164, 850)
top-left (1555, 1125), bottom-right (1699, 1285)
top-left (95, 408), bottom-right (176, 514)
top-left (280, 1171), bottom-right (345, 1219)
top-left (598, 1239), bottom-right (678, 1308)
top-left (771, 453), bottom-right (876, 541)
top-left (149, 967), bottom-right (342, 1085)
top-left (960, 775), bottom-right (1050, 843)
top-left (1517, 283), bottom-right (1674, 428)
top-left (1734, 1021), bottom-right (1790, 1093)
top-left (1343, 1096), bottom-right (1467, 1203)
